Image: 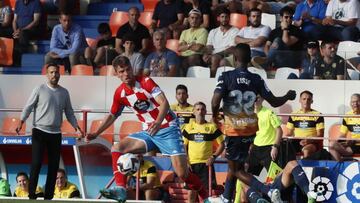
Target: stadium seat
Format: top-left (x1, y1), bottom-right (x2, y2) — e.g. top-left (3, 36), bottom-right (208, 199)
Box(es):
top-left (3, 0), bottom-right (16, 9)
top-left (109, 11), bottom-right (129, 36)
top-left (21, 53), bottom-right (45, 70)
top-left (347, 68), bottom-right (360, 80)
top-left (86, 38), bottom-right (98, 48)
top-left (119, 120), bottom-right (143, 140)
top-left (215, 66), bottom-right (235, 80)
top-left (90, 119), bottom-right (114, 144)
top-left (229, 13), bottom-right (247, 29)
top-left (142, 0), bottom-right (158, 11)
top-left (186, 66), bottom-right (210, 78)
top-left (336, 41), bottom-right (360, 59)
top-left (72, 15), bottom-right (110, 29)
top-left (41, 64), bottom-right (66, 75)
top-left (0, 37), bottom-right (14, 66)
top-left (139, 11), bottom-right (153, 28)
top-left (1, 116), bottom-right (25, 136)
top-left (328, 123), bottom-right (341, 141)
top-left (274, 67), bottom-right (299, 79)
top-left (248, 66), bottom-right (267, 79)
top-left (71, 65), bottom-right (94, 76)
top-left (166, 39), bottom-right (179, 55)
top-left (99, 65), bottom-right (116, 76)
top-left (87, 2), bottom-right (144, 15)
top-left (83, 28), bottom-right (99, 38)
top-left (261, 13), bottom-right (276, 30)
top-left (61, 120), bottom-right (84, 137)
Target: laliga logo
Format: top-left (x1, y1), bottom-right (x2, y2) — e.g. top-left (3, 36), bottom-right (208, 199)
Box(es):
top-left (26, 138), bottom-right (31, 144)
top-left (309, 176), bottom-right (334, 201)
top-left (336, 162), bottom-right (360, 203)
top-left (2, 138), bottom-right (7, 144)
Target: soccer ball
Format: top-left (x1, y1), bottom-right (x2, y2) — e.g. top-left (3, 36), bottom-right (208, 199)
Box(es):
top-left (117, 153), bottom-right (140, 175)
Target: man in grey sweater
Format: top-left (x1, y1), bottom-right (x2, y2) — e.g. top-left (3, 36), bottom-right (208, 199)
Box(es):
top-left (15, 63), bottom-right (83, 200)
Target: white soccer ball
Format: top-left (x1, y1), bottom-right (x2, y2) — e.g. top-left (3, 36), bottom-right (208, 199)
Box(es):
top-left (117, 153), bottom-right (140, 175)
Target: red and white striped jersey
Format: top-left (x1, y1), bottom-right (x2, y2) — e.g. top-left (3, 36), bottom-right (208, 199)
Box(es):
top-left (110, 76), bottom-right (178, 130)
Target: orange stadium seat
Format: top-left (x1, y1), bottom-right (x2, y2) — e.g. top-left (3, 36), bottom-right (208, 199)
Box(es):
top-left (41, 64), bottom-right (66, 75)
top-left (99, 65), bottom-right (116, 76)
top-left (229, 13), bottom-right (247, 29)
top-left (328, 123), bottom-right (342, 141)
top-left (109, 11), bottom-right (129, 36)
top-left (119, 120), bottom-right (143, 140)
top-left (166, 39), bottom-right (179, 55)
top-left (90, 119), bottom-right (114, 144)
top-left (0, 37), bottom-right (14, 66)
top-left (139, 11), bottom-right (153, 28)
top-left (3, 0), bottom-right (16, 9)
top-left (71, 64), bottom-right (94, 75)
top-left (61, 120), bottom-right (84, 137)
top-left (142, 0), bottom-right (158, 11)
top-left (1, 116), bottom-right (25, 136)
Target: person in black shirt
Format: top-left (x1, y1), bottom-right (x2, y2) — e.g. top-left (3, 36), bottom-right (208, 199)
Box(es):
top-left (115, 7), bottom-right (151, 56)
top-left (85, 23), bottom-right (116, 68)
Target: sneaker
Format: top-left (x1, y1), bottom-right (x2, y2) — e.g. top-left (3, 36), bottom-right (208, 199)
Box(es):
top-left (251, 56), bottom-right (268, 69)
top-left (204, 196), bottom-right (224, 203)
top-left (270, 189), bottom-right (284, 203)
top-left (100, 186), bottom-right (127, 202)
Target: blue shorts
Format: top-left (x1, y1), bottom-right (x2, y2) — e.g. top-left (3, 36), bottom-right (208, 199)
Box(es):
top-left (225, 135), bottom-right (255, 162)
top-left (128, 125), bottom-right (186, 156)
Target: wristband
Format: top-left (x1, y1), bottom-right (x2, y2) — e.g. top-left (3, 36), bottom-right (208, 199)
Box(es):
top-left (273, 144), bottom-right (280, 149)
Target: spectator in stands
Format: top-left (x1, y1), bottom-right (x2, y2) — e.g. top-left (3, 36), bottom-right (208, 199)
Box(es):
top-left (127, 156), bottom-right (163, 200)
top-left (293, 0), bottom-right (327, 41)
top-left (178, 9), bottom-right (208, 76)
top-left (0, 0), bottom-right (12, 37)
top-left (150, 0), bottom-right (185, 39)
top-left (120, 34), bottom-right (144, 76)
top-left (182, 0), bottom-right (212, 29)
top-left (313, 40), bottom-right (346, 80)
top-left (170, 84), bottom-right (194, 126)
top-left (203, 8), bottom-right (238, 77)
top-left (182, 101), bottom-right (225, 202)
top-left (247, 95), bottom-right (283, 177)
top-left (54, 169), bottom-right (80, 198)
top-left (115, 7), bottom-right (151, 56)
top-left (235, 8), bottom-right (271, 58)
top-left (329, 93), bottom-right (360, 161)
top-left (253, 6), bottom-right (305, 70)
top-left (42, 0), bottom-right (76, 14)
top-left (211, 0), bottom-right (242, 14)
top-left (85, 23), bottom-right (116, 69)
top-left (14, 172), bottom-right (44, 198)
top-left (45, 12), bottom-right (88, 73)
top-left (16, 63), bottom-right (83, 200)
top-left (210, 43), bottom-right (296, 203)
top-left (298, 41), bottom-right (321, 79)
top-left (286, 90), bottom-right (324, 158)
top-left (321, 0), bottom-right (360, 41)
top-left (12, 0), bottom-right (42, 66)
top-left (144, 31), bottom-right (179, 77)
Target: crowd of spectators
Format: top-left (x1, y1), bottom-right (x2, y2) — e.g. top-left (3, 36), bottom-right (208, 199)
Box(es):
top-left (0, 0), bottom-right (359, 78)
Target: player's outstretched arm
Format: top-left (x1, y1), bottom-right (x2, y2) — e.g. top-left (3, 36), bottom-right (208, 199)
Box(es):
top-left (85, 114), bottom-right (116, 142)
top-left (263, 90), bottom-right (297, 107)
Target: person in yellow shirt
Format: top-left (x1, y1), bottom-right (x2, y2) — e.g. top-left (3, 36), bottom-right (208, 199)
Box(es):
top-left (54, 169), bottom-right (80, 198)
top-left (127, 156), bottom-right (163, 200)
top-left (286, 90), bottom-right (324, 158)
top-left (182, 101), bottom-right (225, 202)
top-left (13, 172), bottom-right (44, 198)
top-left (329, 93), bottom-right (360, 161)
top-left (170, 84), bottom-right (194, 126)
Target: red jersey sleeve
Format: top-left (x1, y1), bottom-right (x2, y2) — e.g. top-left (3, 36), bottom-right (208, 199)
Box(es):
top-left (140, 76), bottom-right (162, 98)
top-left (110, 86), bottom-right (125, 118)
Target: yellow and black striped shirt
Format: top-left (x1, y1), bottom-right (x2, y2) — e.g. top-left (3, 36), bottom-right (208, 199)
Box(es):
top-left (340, 111), bottom-right (360, 139)
top-left (287, 109), bottom-right (324, 138)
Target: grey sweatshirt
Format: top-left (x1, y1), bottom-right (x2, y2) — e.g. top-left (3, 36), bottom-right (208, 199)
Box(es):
top-left (21, 83), bottom-right (78, 134)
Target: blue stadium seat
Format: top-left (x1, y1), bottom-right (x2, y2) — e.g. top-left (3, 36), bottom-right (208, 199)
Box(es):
top-left (5, 53), bottom-right (46, 74)
top-left (83, 28), bottom-right (99, 39)
top-left (35, 40), bottom-right (50, 54)
top-left (87, 2), bottom-right (144, 15)
top-left (72, 15), bottom-right (110, 29)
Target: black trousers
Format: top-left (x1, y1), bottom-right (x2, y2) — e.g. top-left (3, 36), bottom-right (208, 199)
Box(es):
top-left (28, 128), bottom-right (61, 200)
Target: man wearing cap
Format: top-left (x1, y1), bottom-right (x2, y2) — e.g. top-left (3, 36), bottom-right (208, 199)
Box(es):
top-left (178, 8), bottom-right (208, 76)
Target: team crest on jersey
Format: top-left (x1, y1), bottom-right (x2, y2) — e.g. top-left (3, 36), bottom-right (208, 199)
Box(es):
top-left (134, 100), bottom-right (150, 111)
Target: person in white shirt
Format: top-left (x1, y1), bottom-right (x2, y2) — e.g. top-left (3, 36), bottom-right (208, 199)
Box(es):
top-left (236, 8), bottom-right (271, 58)
top-left (202, 7), bottom-right (238, 77)
top-left (321, 0), bottom-right (360, 41)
